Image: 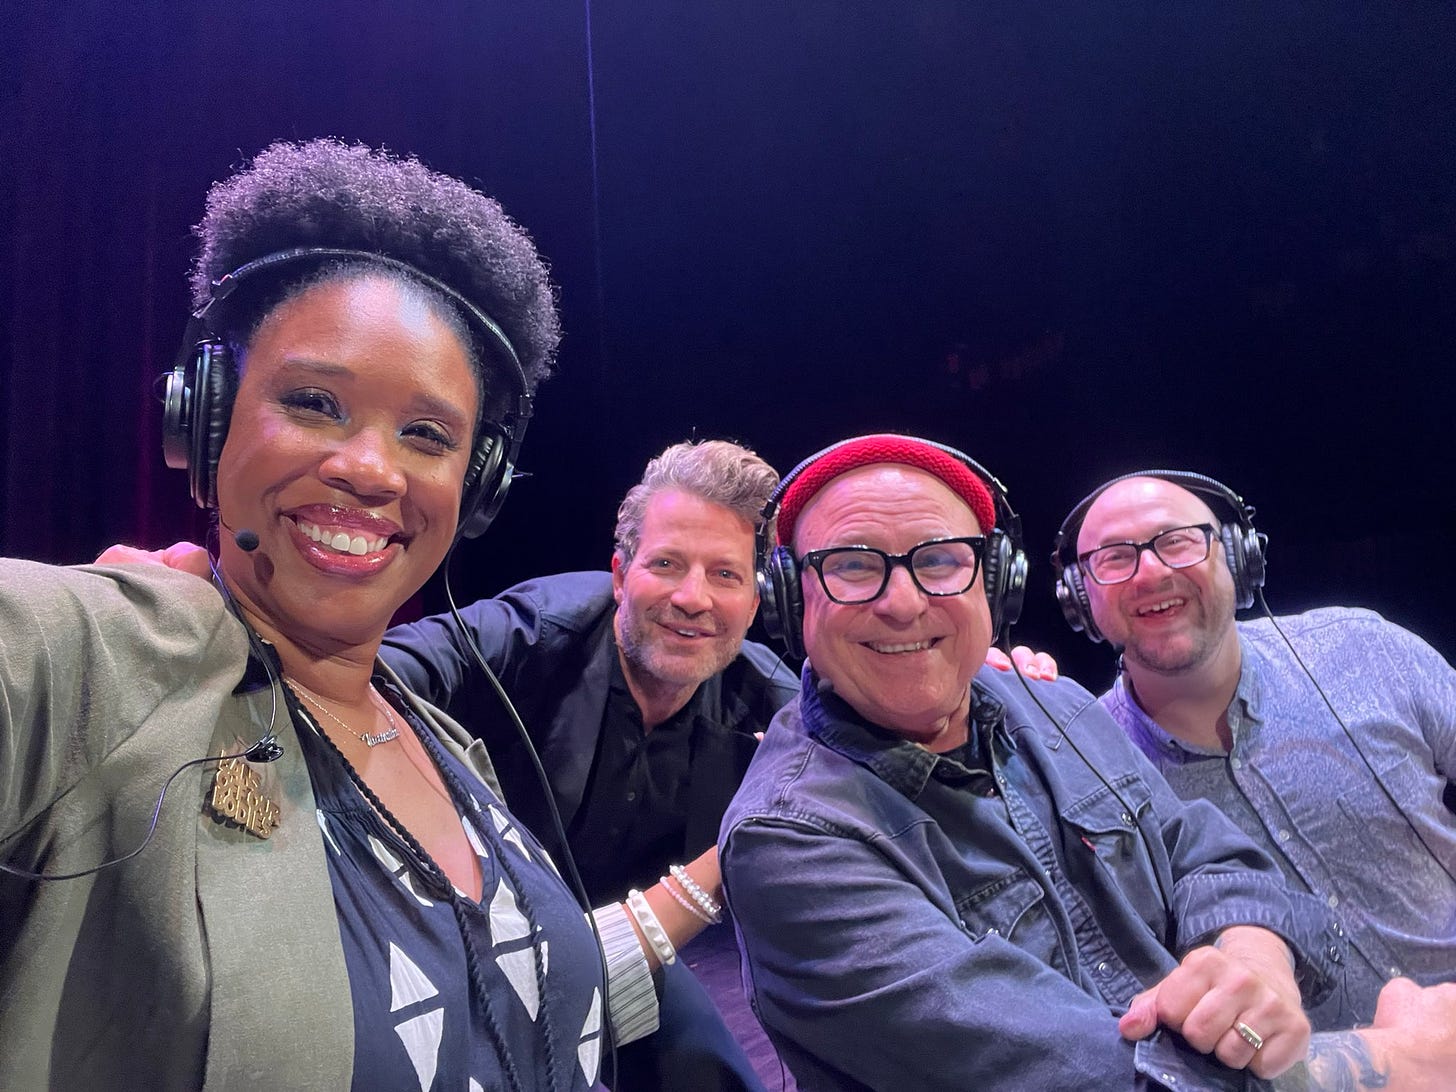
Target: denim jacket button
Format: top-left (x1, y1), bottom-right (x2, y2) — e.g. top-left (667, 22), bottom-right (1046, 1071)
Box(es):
top-left (1327, 945), bottom-right (1342, 963)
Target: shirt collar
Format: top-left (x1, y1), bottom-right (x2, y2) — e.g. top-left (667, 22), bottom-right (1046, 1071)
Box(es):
top-left (1111, 647), bottom-right (1258, 758)
top-left (1230, 626), bottom-right (1263, 728)
top-left (801, 667), bottom-right (1008, 799)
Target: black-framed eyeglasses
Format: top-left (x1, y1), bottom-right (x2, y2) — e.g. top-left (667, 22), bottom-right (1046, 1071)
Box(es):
top-left (1078, 524), bottom-right (1215, 586)
top-left (800, 536), bottom-right (986, 604)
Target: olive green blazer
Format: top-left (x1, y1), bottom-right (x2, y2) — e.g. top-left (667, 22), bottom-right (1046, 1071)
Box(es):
top-left (0, 561), bottom-right (502, 1090)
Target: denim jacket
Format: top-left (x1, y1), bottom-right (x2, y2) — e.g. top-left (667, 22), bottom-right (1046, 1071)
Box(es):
top-left (720, 665), bottom-right (1332, 1091)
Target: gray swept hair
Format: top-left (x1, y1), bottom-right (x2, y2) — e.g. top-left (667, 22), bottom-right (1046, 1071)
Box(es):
top-left (613, 440), bottom-right (779, 561)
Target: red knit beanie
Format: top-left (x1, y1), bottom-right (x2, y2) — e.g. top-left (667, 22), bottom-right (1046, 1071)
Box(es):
top-left (775, 434), bottom-right (997, 548)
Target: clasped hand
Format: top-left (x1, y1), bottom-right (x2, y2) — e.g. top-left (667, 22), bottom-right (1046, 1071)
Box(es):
top-left (1118, 925), bottom-right (1310, 1080)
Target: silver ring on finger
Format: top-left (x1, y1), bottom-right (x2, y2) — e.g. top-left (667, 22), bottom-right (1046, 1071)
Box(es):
top-left (1234, 1021), bottom-right (1265, 1052)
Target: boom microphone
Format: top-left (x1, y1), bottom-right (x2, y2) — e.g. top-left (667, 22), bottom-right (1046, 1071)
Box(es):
top-left (220, 521), bottom-right (260, 552)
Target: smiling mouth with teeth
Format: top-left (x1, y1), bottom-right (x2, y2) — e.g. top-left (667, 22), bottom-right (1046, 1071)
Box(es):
top-left (866, 639), bottom-right (935, 654)
top-left (294, 518), bottom-right (392, 557)
top-left (666, 624), bottom-right (718, 639)
top-left (1137, 597), bottom-right (1185, 616)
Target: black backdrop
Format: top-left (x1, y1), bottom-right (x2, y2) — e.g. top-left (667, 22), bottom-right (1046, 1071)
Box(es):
top-left (4, 1), bottom-right (1454, 685)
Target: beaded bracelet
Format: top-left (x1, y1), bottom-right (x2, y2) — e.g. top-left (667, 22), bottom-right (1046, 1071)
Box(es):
top-left (659, 874), bottom-right (717, 925)
top-left (669, 864), bottom-right (723, 923)
top-left (626, 888), bottom-right (677, 966)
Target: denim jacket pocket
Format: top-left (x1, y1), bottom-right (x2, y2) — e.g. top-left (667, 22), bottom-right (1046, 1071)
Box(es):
top-left (1059, 775), bottom-right (1166, 933)
top-left (1060, 774), bottom-right (1153, 850)
top-left (953, 870), bottom-right (1047, 944)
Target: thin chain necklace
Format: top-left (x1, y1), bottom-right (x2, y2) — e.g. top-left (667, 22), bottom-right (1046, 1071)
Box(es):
top-left (289, 679), bottom-right (401, 747)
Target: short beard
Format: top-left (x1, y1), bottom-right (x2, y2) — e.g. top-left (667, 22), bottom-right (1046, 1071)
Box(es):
top-left (1119, 595), bottom-right (1229, 676)
top-left (615, 607), bottom-right (739, 695)
top-left (1123, 631), bottom-right (1220, 675)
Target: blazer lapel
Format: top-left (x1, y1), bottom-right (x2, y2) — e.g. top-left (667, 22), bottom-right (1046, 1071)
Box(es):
top-left (195, 680), bottom-right (354, 1091)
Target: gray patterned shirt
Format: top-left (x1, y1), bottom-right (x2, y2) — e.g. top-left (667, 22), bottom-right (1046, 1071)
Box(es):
top-left (1103, 607), bottom-right (1456, 1029)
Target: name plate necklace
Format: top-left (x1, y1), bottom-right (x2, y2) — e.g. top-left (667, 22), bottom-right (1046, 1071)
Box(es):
top-left (288, 679), bottom-right (402, 747)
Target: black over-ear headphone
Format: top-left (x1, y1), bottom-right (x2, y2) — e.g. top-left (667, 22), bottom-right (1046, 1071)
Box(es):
top-left (1051, 470), bottom-right (1267, 644)
top-left (160, 246), bottom-right (533, 540)
top-left (755, 435), bottom-right (1027, 660)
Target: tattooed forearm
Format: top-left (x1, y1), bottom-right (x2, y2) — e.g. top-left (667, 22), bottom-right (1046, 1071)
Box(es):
top-left (1275, 1032), bottom-right (1390, 1091)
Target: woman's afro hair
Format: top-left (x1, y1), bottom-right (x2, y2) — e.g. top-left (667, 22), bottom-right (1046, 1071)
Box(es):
top-left (190, 138), bottom-right (560, 391)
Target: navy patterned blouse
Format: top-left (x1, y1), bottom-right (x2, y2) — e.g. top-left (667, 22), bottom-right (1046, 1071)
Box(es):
top-left (292, 678), bottom-right (608, 1091)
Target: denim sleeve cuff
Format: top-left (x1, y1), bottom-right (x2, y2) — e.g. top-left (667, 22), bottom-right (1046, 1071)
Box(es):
top-left (590, 902), bottom-right (660, 1045)
top-left (1135, 1028), bottom-right (1269, 1090)
top-left (1172, 871), bottom-right (1342, 1007)
top-left (1173, 871), bottom-right (1302, 955)
top-left (1281, 891), bottom-right (1347, 1007)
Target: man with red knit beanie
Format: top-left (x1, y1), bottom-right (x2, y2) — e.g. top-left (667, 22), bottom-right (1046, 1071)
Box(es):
top-left (720, 434), bottom-right (1334, 1091)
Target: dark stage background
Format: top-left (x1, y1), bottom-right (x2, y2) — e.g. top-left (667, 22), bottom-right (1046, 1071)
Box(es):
top-left (3, 1), bottom-right (1454, 686)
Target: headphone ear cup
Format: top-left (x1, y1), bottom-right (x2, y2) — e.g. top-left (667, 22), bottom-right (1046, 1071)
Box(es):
top-left (1246, 530), bottom-right (1268, 596)
top-left (1055, 562), bottom-right (1104, 644)
top-left (982, 532), bottom-right (1004, 638)
top-left (1220, 523), bottom-right (1267, 610)
top-left (758, 546), bottom-right (804, 660)
top-left (191, 341), bottom-right (233, 511)
top-left (458, 428), bottom-right (510, 540)
top-left (999, 539), bottom-right (1027, 639)
top-left (981, 531), bottom-right (1028, 643)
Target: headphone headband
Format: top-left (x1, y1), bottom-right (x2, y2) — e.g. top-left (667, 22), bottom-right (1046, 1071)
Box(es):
top-left (162, 247), bottom-right (532, 540)
top-left (1051, 469), bottom-right (1255, 568)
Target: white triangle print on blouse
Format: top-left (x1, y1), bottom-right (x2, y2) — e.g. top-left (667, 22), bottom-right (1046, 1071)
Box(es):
top-left (462, 813), bottom-right (488, 858)
top-left (394, 1007), bottom-right (444, 1092)
top-left (490, 879), bottom-right (541, 1019)
top-left (315, 809), bottom-right (343, 855)
top-left (389, 942), bottom-right (441, 1011)
top-left (489, 803), bottom-right (531, 860)
top-left (369, 833), bottom-right (434, 907)
top-left (578, 986), bottom-right (603, 1084)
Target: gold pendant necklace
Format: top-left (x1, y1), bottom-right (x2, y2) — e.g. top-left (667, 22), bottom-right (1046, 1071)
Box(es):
top-left (289, 680), bottom-right (402, 747)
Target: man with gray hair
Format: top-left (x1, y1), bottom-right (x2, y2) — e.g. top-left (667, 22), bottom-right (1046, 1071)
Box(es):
top-left (382, 437), bottom-right (790, 1090)
top-left (384, 439), bottom-right (791, 905)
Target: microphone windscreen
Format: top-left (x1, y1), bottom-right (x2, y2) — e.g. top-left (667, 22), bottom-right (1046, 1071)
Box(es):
top-left (234, 529), bottom-right (260, 553)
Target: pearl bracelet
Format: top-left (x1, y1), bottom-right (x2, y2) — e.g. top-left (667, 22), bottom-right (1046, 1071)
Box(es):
top-left (659, 874), bottom-right (717, 925)
top-left (626, 888), bottom-right (676, 966)
top-left (669, 864), bottom-right (723, 923)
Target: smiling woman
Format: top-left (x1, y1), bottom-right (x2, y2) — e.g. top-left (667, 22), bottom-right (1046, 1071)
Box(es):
top-left (0, 139), bottom-right (711, 1092)
top-left (216, 275), bottom-right (481, 653)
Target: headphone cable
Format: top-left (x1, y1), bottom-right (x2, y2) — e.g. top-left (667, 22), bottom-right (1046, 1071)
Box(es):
top-left (1255, 589), bottom-right (1456, 887)
top-left (440, 542), bottom-right (619, 1087)
top-left (1000, 633), bottom-right (1178, 939)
